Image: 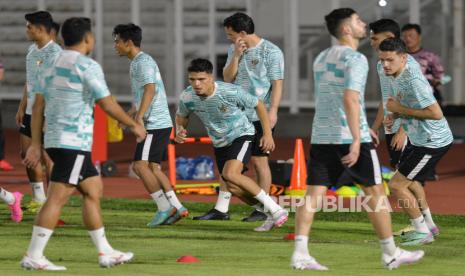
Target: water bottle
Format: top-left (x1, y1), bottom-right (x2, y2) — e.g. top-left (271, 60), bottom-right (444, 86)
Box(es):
top-left (193, 156), bottom-right (214, 180)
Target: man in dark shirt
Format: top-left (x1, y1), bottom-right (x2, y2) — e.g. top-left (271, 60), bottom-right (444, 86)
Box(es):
top-left (401, 23), bottom-right (445, 107)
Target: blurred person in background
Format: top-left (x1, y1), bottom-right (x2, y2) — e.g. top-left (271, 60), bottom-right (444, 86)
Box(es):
top-left (0, 58), bottom-right (14, 171)
top-left (401, 23), bottom-right (446, 108)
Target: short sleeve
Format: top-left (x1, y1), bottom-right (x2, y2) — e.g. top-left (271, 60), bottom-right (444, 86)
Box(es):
top-left (176, 92), bottom-right (192, 118)
top-left (135, 60), bottom-right (156, 86)
top-left (410, 77), bottom-right (436, 109)
top-left (224, 44), bottom-right (235, 68)
top-left (32, 72), bottom-right (45, 95)
top-left (266, 49), bottom-right (284, 80)
top-left (345, 54), bottom-right (368, 93)
top-left (236, 86), bottom-right (258, 109)
top-left (83, 62), bottom-right (110, 100)
top-left (32, 65), bottom-right (51, 95)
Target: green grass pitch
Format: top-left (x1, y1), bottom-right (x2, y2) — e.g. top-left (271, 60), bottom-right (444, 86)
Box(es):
top-left (1, 196), bottom-right (464, 275)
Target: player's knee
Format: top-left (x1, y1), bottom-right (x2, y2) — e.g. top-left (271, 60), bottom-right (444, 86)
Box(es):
top-left (388, 173), bottom-right (409, 193)
top-left (150, 163), bottom-right (162, 171)
top-left (47, 194), bottom-right (68, 207)
top-left (221, 170), bottom-right (239, 184)
top-left (132, 161), bottom-right (147, 176)
top-left (83, 188), bottom-right (102, 201)
top-left (363, 184), bottom-right (385, 197)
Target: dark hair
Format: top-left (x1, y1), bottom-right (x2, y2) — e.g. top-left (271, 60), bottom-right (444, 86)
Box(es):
top-left (112, 23), bottom-right (142, 47)
top-left (188, 58), bottom-right (213, 74)
top-left (401, 23), bottom-right (421, 34)
top-left (379, 37), bottom-right (407, 54)
top-left (25, 11), bottom-right (53, 33)
top-left (324, 8), bottom-right (356, 38)
top-left (223, 12), bottom-right (254, 34)
top-left (51, 21), bottom-right (60, 34)
top-left (369, 18), bottom-right (400, 38)
top-left (61, 17), bottom-right (91, 47)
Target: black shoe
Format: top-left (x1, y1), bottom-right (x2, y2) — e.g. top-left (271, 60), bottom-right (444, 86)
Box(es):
top-left (242, 209), bottom-right (268, 222)
top-left (193, 208), bottom-right (230, 220)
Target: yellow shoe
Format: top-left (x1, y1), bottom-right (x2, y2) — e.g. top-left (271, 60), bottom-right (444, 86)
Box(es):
top-left (25, 200), bottom-right (44, 213)
top-left (393, 225), bottom-right (415, 236)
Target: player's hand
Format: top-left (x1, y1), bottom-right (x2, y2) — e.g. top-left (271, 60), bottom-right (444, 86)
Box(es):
top-left (259, 134), bottom-right (275, 153)
top-left (341, 140), bottom-right (360, 168)
top-left (175, 126), bottom-right (188, 144)
top-left (268, 109), bottom-right (278, 129)
top-left (369, 128), bottom-right (379, 147)
top-left (131, 123), bottom-right (146, 143)
top-left (22, 144), bottom-right (41, 169)
top-left (386, 97), bottom-right (401, 113)
top-left (15, 110), bottom-right (24, 128)
top-left (391, 131), bottom-right (407, 151)
top-left (233, 37), bottom-right (247, 57)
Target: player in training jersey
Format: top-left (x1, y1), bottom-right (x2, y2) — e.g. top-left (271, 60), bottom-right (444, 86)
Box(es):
top-left (113, 23), bottom-right (188, 226)
top-left (222, 12), bottom-right (284, 227)
top-left (369, 19), bottom-right (438, 237)
top-left (194, 13), bottom-right (285, 225)
top-left (16, 11), bottom-right (62, 213)
top-left (290, 9), bottom-right (424, 271)
top-left (380, 38), bottom-right (452, 246)
top-left (177, 58), bottom-right (288, 229)
top-left (21, 17), bottom-right (146, 270)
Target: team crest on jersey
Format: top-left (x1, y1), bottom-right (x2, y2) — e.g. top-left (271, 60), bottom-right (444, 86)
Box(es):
top-left (219, 104), bottom-right (228, 113)
top-left (37, 60), bottom-right (43, 66)
top-left (251, 59), bottom-right (259, 67)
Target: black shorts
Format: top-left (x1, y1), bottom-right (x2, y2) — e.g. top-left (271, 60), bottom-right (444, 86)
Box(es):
top-left (251, 121), bottom-right (275, 157)
top-left (398, 144), bottom-right (451, 182)
top-left (134, 127), bottom-right (171, 163)
top-left (385, 133), bottom-right (410, 168)
top-left (19, 114), bottom-right (32, 137)
top-left (46, 148), bottom-right (99, 185)
top-left (308, 143), bottom-right (382, 187)
top-left (214, 135), bottom-right (254, 174)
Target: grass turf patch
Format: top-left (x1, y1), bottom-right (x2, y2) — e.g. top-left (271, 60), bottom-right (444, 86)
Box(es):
top-left (0, 195), bottom-right (464, 275)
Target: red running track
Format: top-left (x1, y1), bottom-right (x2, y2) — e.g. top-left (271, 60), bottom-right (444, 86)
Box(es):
top-left (1, 129), bottom-right (464, 215)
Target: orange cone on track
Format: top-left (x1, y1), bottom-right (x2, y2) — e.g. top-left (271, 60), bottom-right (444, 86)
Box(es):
top-left (285, 139), bottom-right (307, 196)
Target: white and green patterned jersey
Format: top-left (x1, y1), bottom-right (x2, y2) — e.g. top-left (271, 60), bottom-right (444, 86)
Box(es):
top-left (25, 40), bottom-right (62, 115)
top-left (33, 50), bottom-right (111, 151)
top-left (388, 63), bottom-right (453, 148)
top-left (130, 52), bottom-right (172, 130)
top-left (377, 55), bottom-right (419, 134)
top-left (224, 39), bottom-right (284, 122)
top-left (177, 82), bottom-right (257, 148)
top-left (311, 45), bottom-right (372, 144)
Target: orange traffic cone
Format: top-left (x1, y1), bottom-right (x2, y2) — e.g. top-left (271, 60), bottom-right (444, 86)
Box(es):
top-left (285, 139), bottom-right (307, 197)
